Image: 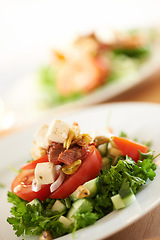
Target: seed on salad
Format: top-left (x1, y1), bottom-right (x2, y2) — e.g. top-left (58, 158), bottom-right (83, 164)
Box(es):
top-left (62, 159), bottom-right (82, 175)
top-left (76, 185), bottom-right (90, 198)
top-left (94, 136), bottom-right (110, 147)
top-left (39, 231), bottom-right (52, 240)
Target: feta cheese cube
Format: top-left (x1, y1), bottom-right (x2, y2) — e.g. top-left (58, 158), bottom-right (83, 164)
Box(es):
top-left (46, 119), bottom-right (70, 143)
top-left (34, 123), bottom-right (50, 149)
top-left (35, 162), bottom-right (56, 185)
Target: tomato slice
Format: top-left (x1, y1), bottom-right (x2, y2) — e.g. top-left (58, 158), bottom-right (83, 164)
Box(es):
top-left (21, 155), bottom-right (49, 170)
top-left (50, 146), bottom-right (102, 199)
top-left (12, 146), bottom-right (102, 201)
top-left (11, 169), bottom-right (51, 201)
top-left (112, 136), bottom-right (148, 162)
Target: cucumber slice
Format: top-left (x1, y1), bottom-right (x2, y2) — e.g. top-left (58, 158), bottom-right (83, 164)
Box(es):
top-left (111, 194), bottom-right (125, 210)
top-left (67, 206), bottom-right (77, 223)
top-left (83, 178), bottom-right (97, 198)
top-left (119, 187), bottom-right (136, 206)
top-left (70, 178), bottom-right (98, 201)
top-left (27, 198), bottom-right (41, 206)
top-left (72, 198), bottom-right (92, 211)
top-left (122, 193), bottom-right (136, 206)
top-left (67, 199), bottom-right (92, 222)
top-left (119, 186), bottom-right (133, 198)
top-left (51, 200), bottom-right (66, 213)
top-left (70, 191), bottom-right (78, 201)
top-left (59, 216), bottom-right (72, 228)
top-left (111, 188), bottom-right (136, 210)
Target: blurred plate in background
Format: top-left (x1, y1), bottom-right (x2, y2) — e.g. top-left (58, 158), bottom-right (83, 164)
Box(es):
top-left (2, 34), bottom-right (160, 130)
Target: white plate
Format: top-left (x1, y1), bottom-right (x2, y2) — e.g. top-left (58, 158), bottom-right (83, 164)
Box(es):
top-left (2, 40), bottom-right (160, 130)
top-left (0, 102), bottom-right (160, 240)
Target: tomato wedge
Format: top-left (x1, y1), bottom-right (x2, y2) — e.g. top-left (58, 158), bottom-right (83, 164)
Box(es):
top-left (11, 169), bottom-right (51, 201)
top-left (112, 136), bottom-right (148, 162)
top-left (21, 155), bottom-right (49, 170)
top-left (12, 145), bottom-right (102, 201)
top-left (50, 146), bottom-right (102, 199)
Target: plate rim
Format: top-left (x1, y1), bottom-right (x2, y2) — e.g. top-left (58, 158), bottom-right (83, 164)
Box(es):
top-left (1, 101), bottom-right (160, 240)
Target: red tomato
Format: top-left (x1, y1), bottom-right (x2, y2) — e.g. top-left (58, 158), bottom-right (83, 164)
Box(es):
top-left (12, 146), bottom-right (102, 201)
top-left (50, 146), bottom-right (102, 199)
top-left (21, 155), bottom-right (49, 170)
top-left (112, 136), bottom-right (148, 162)
top-left (11, 169), bottom-right (51, 201)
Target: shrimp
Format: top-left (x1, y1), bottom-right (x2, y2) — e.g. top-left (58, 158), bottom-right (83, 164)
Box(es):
top-left (51, 34), bottom-right (110, 96)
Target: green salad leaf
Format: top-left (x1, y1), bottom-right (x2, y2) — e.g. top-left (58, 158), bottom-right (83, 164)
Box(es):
top-left (37, 66), bottom-right (82, 109)
top-left (7, 154), bottom-right (156, 238)
top-left (7, 193), bottom-right (69, 237)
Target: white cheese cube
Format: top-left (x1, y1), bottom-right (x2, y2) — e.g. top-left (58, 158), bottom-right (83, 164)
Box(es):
top-left (35, 162), bottom-right (56, 185)
top-left (46, 119), bottom-right (70, 143)
top-left (34, 123), bottom-right (50, 149)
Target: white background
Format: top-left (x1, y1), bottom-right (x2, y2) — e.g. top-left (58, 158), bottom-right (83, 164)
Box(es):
top-left (0, 0), bottom-right (160, 95)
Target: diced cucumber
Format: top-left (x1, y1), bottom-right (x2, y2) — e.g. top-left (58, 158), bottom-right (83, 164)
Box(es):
top-left (111, 194), bottom-right (125, 210)
top-left (67, 199), bottom-right (92, 222)
top-left (119, 186), bottom-right (134, 198)
top-left (59, 216), bottom-right (72, 228)
top-left (122, 193), bottom-right (136, 206)
top-left (70, 178), bottom-right (98, 201)
top-left (27, 198), bottom-right (41, 206)
top-left (119, 187), bottom-right (136, 206)
top-left (51, 200), bottom-right (66, 213)
top-left (70, 191), bottom-right (78, 201)
top-left (98, 143), bottom-right (108, 156)
top-left (72, 198), bottom-right (92, 211)
top-left (111, 188), bottom-right (136, 210)
top-left (67, 206), bottom-right (77, 223)
top-left (83, 178), bottom-right (97, 198)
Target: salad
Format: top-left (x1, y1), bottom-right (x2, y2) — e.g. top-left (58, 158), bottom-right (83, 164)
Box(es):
top-left (7, 119), bottom-right (157, 239)
top-left (37, 28), bottom-right (158, 109)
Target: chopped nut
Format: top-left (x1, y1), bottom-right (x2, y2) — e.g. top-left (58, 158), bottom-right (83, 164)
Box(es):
top-left (76, 185), bottom-right (90, 199)
top-left (63, 123), bottom-right (92, 149)
top-left (62, 159), bottom-right (82, 175)
top-left (80, 134), bottom-right (92, 145)
top-left (63, 123), bottom-right (81, 149)
top-left (63, 128), bottom-right (75, 149)
top-left (39, 231), bottom-right (52, 240)
top-left (70, 135), bottom-right (83, 145)
top-left (94, 136), bottom-right (110, 147)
